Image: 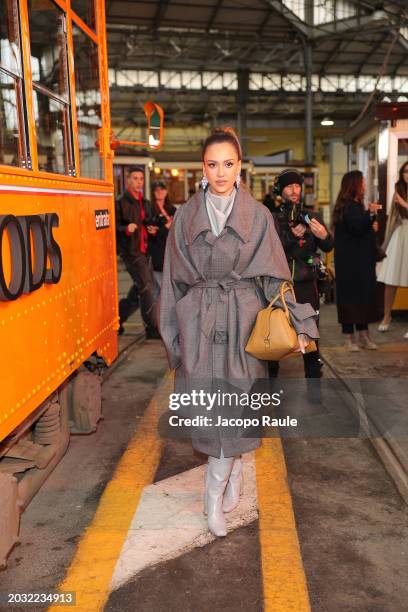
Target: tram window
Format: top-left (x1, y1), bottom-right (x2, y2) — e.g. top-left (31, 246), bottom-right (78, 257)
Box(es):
top-left (0, 70), bottom-right (21, 166)
top-left (28, 0), bottom-right (69, 100)
top-left (70, 0), bottom-right (96, 31)
top-left (0, 0), bottom-right (29, 168)
top-left (33, 89), bottom-right (71, 174)
top-left (0, 0), bottom-right (22, 76)
top-left (72, 25), bottom-right (103, 179)
top-left (28, 0), bottom-right (74, 175)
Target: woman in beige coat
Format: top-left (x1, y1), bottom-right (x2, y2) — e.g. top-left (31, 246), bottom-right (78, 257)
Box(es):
top-left (158, 128), bottom-right (318, 537)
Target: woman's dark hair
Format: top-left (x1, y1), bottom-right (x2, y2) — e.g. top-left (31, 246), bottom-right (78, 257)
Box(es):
top-left (152, 185), bottom-right (173, 215)
top-left (332, 170), bottom-right (364, 225)
top-left (395, 161), bottom-right (408, 200)
top-left (202, 127), bottom-right (242, 160)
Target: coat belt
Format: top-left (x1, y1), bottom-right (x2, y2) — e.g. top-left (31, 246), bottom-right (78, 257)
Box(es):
top-left (189, 277), bottom-right (256, 338)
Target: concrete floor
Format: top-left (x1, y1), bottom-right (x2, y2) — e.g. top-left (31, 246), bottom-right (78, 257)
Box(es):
top-left (106, 522), bottom-right (263, 612)
top-left (0, 340), bottom-right (168, 610)
top-left (1, 289), bottom-right (408, 612)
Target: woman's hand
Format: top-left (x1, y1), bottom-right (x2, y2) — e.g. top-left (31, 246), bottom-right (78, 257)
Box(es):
top-left (395, 192), bottom-right (408, 210)
top-left (127, 223), bottom-right (137, 233)
top-left (309, 218), bottom-right (328, 240)
top-left (146, 225), bottom-right (159, 235)
top-left (297, 333), bottom-right (311, 354)
top-left (368, 202), bottom-right (382, 214)
top-left (291, 224), bottom-right (306, 238)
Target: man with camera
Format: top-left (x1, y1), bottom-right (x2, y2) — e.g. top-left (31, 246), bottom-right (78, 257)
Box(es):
top-left (115, 166), bottom-right (160, 339)
top-left (270, 169), bottom-right (333, 378)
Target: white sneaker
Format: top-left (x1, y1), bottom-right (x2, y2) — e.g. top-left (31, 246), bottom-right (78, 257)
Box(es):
top-left (378, 319), bottom-right (391, 332)
top-left (344, 335), bottom-right (361, 352)
top-left (358, 330), bottom-right (378, 350)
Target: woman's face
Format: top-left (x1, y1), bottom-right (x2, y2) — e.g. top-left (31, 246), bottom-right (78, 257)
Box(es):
top-left (203, 142), bottom-right (241, 196)
top-left (154, 186), bottom-right (167, 202)
top-left (403, 166), bottom-right (408, 184)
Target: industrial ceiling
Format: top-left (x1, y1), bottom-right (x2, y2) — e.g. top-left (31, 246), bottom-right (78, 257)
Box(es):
top-left (106, 1), bottom-right (408, 131)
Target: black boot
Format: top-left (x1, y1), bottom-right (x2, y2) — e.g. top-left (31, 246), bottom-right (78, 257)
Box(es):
top-left (303, 350), bottom-right (323, 379)
top-left (145, 327), bottom-right (161, 340)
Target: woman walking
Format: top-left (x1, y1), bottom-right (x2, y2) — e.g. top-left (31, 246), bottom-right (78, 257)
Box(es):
top-left (158, 127), bottom-right (318, 537)
top-left (377, 161), bottom-right (408, 333)
top-left (147, 180), bottom-right (176, 299)
top-left (333, 170), bottom-right (382, 351)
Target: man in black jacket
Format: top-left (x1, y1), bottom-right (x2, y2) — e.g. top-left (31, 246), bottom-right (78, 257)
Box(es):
top-left (270, 169), bottom-right (333, 378)
top-left (115, 166), bottom-right (160, 338)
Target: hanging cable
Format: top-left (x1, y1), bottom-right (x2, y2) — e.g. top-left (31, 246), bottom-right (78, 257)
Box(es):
top-left (350, 28), bottom-right (400, 127)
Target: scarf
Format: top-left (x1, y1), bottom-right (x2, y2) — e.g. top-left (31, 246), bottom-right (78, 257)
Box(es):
top-left (128, 188), bottom-right (148, 254)
top-left (205, 187), bottom-right (236, 237)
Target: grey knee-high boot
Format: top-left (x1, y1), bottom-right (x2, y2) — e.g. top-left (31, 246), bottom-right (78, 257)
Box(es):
top-left (204, 456), bottom-right (234, 537)
top-left (222, 457), bottom-right (243, 513)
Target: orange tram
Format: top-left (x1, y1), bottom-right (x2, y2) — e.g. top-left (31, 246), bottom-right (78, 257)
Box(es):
top-left (0, 0), bottom-right (163, 566)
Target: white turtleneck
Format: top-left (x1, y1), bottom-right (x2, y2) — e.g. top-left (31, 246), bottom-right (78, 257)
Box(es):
top-left (205, 187), bottom-right (236, 237)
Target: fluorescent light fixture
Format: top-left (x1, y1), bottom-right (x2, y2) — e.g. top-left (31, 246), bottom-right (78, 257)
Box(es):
top-left (321, 117), bottom-right (334, 126)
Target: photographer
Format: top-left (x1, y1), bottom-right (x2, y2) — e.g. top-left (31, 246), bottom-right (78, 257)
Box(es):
top-left (270, 169), bottom-right (333, 378)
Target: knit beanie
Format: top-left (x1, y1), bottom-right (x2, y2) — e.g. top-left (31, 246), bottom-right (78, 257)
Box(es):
top-left (277, 169), bottom-right (304, 193)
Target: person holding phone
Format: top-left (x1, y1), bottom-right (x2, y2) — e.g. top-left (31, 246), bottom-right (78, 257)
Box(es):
top-left (146, 180), bottom-right (177, 300)
top-left (270, 169), bottom-right (333, 378)
top-left (332, 170), bottom-right (382, 351)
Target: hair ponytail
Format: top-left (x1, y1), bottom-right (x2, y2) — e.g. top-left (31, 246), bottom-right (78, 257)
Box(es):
top-left (202, 127), bottom-right (242, 160)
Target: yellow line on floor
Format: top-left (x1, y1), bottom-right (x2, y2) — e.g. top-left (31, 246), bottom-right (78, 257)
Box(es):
top-left (255, 438), bottom-right (311, 612)
top-left (48, 372), bottom-right (172, 612)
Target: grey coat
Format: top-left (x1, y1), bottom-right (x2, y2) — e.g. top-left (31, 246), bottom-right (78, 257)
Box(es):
top-left (158, 188), bottom-right (319, 457)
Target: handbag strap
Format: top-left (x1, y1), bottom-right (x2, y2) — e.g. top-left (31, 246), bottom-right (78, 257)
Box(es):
top-left (268, 280), bottom-right (295, 313)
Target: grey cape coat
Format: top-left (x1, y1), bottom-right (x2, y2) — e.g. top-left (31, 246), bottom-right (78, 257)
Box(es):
top-left (158, 188), bottom-right (319, 457)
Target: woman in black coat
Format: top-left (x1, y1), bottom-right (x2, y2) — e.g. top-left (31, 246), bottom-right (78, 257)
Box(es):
top-left (147, 180), bottom-right (177, 299)
top-left (333, 170), bottom-right (382, 351)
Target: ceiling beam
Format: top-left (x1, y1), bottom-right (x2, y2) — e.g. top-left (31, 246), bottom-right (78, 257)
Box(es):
top-left (206, 0), bottom-right (223, 32)
top-left (319, 39), bottom-right (345, 75)
top-left (392, 47), bottom-right (408, 76)
top-left (257, 7), bottom-right (273, 36)
top-left (355, 32), bottom-right (390, 76)
top-left (154, 0), bottom-right (171, 31)
top-left (312, 10), bottom-right (390, 40)
top-left (264, 0), bottom-right (311, 38)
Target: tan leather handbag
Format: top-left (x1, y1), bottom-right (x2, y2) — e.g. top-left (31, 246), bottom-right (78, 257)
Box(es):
top-left (245, 280), bottom-right (316, 361)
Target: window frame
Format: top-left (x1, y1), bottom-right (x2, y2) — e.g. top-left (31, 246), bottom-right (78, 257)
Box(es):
top-left (70, 16), bottom-right (104, 180)
top-left (0, 0), bottom-right (111, 185)
top-left (28, 6), bottom-right (76, 176)
top-left (0, 0), bottom-right (31, 169)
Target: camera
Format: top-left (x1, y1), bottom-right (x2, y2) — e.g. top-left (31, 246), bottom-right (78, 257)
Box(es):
top-left (143, 215), bottom-right (167, 228)
top-left (292, 212), bottom-right (312, 226)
